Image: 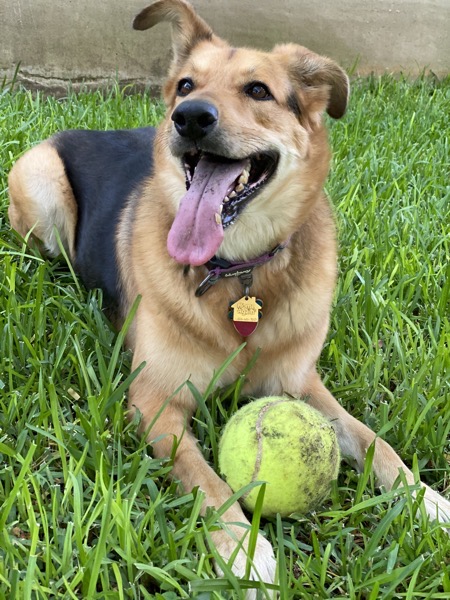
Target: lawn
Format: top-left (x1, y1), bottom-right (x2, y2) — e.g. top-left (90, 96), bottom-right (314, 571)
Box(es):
top-left (0, 75), bottom-right (449, 599)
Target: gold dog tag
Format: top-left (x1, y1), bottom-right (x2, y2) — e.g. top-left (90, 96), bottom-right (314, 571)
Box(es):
top-left (229, 296), bottom-right (263, 336)
top-left (231, 296), bottom-right (260, 322)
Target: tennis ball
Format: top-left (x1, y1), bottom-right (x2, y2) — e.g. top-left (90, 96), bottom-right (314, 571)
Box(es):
top-left (218, 396), bottom-right (340, 517)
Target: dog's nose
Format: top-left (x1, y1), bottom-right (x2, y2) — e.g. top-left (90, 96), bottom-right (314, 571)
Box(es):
top-left (171, 100), bottom-right (218, 141)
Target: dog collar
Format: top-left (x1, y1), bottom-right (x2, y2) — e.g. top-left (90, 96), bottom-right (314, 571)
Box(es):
top-left (195, 240), bottom-right (289, 297)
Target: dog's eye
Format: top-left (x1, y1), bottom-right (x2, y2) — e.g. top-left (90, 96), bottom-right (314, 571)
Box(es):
top-left (245, 82), bottom-right (273, 101)
top-left (177, 78), bottom-right (195, 97)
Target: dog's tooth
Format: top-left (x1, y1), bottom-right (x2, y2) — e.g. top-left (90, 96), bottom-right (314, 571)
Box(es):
top-left (238, 169), bottom-right (249, 185)
top-left (223, 196), bottom-right (230, 203)
top-left (235, 183), bottom-right (245, 193)
top-left (215, 212), bottom-right (222, 225)
top-left (219, 204), bottom-right (223, 213)
top-left (228, 190), bottom-right (237, 198)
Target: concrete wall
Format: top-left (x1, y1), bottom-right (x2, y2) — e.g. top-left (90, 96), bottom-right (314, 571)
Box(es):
top-left (1, 0), bottom-right (449, 94)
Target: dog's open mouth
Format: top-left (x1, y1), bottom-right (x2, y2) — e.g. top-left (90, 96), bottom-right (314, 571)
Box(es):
top-left (183, 151), bottom-right (278, 227)
top-left (167, 151), bottom-right (278, 266)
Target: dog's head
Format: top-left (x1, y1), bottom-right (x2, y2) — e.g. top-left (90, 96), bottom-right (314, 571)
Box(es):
top-left (134, 0), bottom-right (349, 266)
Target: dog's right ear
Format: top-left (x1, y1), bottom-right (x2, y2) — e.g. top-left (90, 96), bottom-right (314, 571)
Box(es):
top-left (133, 0), bottom-right (219, 66)
top-left (274, 44), bottom-right (349, 130)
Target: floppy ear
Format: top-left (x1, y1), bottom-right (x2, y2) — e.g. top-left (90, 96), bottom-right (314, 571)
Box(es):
top-left (295, 53), bottom-right (349, 120)
top-left (133, 0), bottom-right (218, 66)
top-left (275, 44), bottom-right (349, 126)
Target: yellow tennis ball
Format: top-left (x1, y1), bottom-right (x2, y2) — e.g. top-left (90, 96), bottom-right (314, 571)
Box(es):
top-left (219, 396), bottom-right (340, 517)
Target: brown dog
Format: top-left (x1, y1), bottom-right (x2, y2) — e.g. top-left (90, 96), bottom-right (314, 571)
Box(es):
top-left (8, 0), bottom-right (450, 595)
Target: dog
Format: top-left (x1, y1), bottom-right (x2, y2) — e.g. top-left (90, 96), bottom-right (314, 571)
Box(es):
top-left (8, 0), bottom-right (450, 595)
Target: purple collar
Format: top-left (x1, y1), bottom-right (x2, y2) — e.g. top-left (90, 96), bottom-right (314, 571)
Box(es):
top-left (195, 240), bottom-right (289, 297)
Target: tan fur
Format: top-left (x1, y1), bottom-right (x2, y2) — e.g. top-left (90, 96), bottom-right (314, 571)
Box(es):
top-left (8, 1), bottom-right (450, 596)
top-left (8, 142), bottom-right (77, 258)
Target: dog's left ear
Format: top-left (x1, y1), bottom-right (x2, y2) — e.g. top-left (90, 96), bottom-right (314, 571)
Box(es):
top-left (133, 0), bottom-right (221, 67)
top-left (275, 44), bottom-right (349, 126)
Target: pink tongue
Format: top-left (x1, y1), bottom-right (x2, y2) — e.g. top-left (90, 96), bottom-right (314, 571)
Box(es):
top-left (167, 156), bottom-right (247, 266)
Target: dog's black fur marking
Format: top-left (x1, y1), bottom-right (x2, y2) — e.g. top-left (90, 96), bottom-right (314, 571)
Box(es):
top-left (287, 92), bottom-right (302, 120)
top-left (54, 127), bottom-right (156, 305)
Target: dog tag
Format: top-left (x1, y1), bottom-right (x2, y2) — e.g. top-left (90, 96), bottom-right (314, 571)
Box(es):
top-left (229, 296), bottom-right (263, 337)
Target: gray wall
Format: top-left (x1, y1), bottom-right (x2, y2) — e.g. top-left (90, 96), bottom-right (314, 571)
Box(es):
top-left (1, 0), bottom-right (449, 93)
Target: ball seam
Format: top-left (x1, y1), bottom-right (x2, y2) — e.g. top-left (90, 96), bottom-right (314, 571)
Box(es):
top-left (241, 398), bottom-right (292, 502)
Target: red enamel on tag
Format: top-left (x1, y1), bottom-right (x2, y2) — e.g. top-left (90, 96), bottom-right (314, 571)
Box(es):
top-left (233, 320), bottom-right (259, 337)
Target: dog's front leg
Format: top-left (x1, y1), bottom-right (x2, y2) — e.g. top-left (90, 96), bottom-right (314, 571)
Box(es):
top-left (302, 370), bottom-right (450, 525)
top-left (128, 375), bottom-right (277, 596)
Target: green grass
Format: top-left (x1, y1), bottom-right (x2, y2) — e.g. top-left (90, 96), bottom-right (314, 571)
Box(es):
top-left (0, 75), bottom-right (449, 599)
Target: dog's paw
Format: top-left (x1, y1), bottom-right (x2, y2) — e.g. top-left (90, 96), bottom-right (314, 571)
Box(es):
top-left (421, 484), bottom-right (450, 529)
top-left (210, 524), bottom-right (277, 598)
